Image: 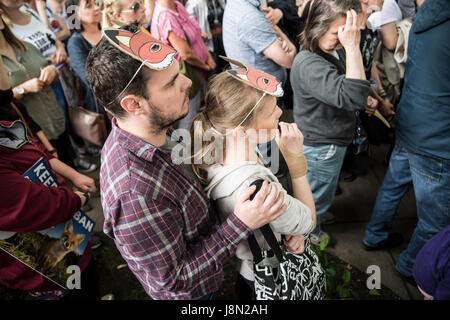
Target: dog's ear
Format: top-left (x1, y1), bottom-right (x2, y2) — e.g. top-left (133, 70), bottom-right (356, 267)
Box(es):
top-left (64, 219), bottom-right (73, 232)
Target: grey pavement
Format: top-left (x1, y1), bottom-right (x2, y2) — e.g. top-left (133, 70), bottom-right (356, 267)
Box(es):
top-left (84, 109), bottom-right (424, 300)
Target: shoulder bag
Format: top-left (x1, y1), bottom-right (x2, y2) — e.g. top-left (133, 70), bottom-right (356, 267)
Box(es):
top-left (247, 180), bottom-right (326, 300)
top-left (63, 37), bottom-right (108, 146)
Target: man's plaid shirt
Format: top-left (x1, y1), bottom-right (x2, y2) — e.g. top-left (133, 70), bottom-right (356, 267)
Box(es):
top-left (100, 120), bottom-right (251, 300)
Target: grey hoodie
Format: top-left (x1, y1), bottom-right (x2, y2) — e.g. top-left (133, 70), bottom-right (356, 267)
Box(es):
top-left (291, 48), bottom-right (371, 147)
top-left (205, 161), bottom-right (314, 281)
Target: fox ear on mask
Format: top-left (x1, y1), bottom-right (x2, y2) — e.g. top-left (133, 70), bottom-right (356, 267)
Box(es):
top-left (219, 55), bottom-right (284, 97)
top-left (103, 27), bottom-right (177, 70)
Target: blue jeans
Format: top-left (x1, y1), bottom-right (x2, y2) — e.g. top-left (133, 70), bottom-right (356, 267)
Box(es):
top-left (364, 142), bottom-right (450, 276)
top-left (303, 144), bottom-right (348, 234)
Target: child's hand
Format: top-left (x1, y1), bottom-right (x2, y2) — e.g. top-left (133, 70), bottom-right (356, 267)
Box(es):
top-left (276, 122), bottom-right (304, 155)
top-left (72, 173), bottom-right (97, 194)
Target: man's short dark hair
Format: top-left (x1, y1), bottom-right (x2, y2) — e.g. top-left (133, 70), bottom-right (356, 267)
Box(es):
top-left (85, 24), bottom-right (150, 119)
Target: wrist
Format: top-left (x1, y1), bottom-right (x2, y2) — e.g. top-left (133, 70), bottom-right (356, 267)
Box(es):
top-left (345, 46), bottom-right (362, 56)
top-left (14, 86), bottom-right (26, 97)
top-left (285, 153), bottom-right (308, 179)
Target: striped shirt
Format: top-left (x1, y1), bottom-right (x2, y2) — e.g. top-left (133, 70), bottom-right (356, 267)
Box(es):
top-left (100, 119), bottom-right (251, 300)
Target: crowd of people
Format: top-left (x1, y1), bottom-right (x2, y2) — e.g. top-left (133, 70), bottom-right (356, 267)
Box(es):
top-left (0, 0), bottom-right (448, 301)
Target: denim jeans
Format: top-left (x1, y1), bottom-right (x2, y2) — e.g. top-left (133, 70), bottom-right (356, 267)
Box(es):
top-left (364, 142), bottom-right (450, 276)
top-left (303, 144), bottom-right (348, 234)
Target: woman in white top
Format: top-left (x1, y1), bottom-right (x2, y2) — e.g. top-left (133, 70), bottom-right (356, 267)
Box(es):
top-left (190, 66), bottom-right (318, 298)
top-left (0, 0), bottom-right (67, 64)
top-left (0, 0), bottom-right (98, 172)
top-left (22, 0), bottom-right (71, 42)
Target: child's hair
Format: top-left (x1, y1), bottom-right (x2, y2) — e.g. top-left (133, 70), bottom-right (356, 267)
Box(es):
top-left (189, 71), bottom-right (271, 184)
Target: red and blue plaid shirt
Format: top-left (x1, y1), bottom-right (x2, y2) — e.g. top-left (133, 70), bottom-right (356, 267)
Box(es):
top-left (100, 120), bottom-right (251, 300)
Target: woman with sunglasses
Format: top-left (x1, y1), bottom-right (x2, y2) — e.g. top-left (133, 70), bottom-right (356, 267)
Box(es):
top-left (102, 0), bottom-right (150, 28)
top-left (189, 68), bottom-right (323, 299)
top-left (151, 0), bottom-right (216, 130)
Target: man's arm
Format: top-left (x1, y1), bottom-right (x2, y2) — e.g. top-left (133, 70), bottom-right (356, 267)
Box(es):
top-left (108, 183), bottom-right (285, 296)
top-left (262, 25), bottom-right (297, 69)
top-left (109, 192), bottom-right (251, 295)
top-left (379, 22), bottom-right (398, 51)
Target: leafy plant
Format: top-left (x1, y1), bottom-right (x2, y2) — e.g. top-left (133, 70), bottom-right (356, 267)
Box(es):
top-left (311, 235), bottom-right (360, 300)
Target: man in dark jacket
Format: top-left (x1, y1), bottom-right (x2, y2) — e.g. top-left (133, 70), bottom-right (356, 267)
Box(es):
top-left (363, 0), bottom-right (450, 281)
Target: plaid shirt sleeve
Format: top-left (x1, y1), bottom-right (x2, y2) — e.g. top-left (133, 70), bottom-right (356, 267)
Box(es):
top-left (108, 190), bottom-right (251, 299)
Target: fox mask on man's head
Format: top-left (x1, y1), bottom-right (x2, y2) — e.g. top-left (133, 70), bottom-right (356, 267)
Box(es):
top-left (102, 27), bottom-right (177, 70)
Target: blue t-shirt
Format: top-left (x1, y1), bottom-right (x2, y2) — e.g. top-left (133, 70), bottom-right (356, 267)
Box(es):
top-left (223, 0), bottom-right (287, 84)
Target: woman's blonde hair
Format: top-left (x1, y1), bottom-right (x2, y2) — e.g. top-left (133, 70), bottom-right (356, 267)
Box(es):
top-left (190, 71), bottom-right (271, 184)
top-left (102, 0), bottom-right (126, 28)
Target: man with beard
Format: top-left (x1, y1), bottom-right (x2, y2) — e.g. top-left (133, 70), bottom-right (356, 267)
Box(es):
top-left (85, 24), bottom-right (287, 300)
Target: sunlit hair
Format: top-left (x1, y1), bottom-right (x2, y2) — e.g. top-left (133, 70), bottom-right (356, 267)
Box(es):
top-left (0, 2), bottom-right (30, 29)
top-left (189, 71), bottom-right (272, 184)
top-left (102, 0), bottom-right (127, 28)
top-left (0, 10), bottom-right (26, 52)
top-left (299, 0), bottom-right (361, 53)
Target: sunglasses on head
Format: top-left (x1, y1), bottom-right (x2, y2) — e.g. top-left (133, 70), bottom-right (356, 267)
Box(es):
top-left (122, 1), bottom-right (141, 13)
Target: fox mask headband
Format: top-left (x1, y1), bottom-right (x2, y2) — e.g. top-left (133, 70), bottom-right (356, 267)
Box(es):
top-left (102, 27), bottom-right (177, 105)
top-left (214, 56), bottom-right (284, 131)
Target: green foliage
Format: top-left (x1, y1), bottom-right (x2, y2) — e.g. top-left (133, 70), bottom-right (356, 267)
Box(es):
top-left (369, 289), bottom-right (381, 296)
top-left (311, 235), bottom-right (359, 300)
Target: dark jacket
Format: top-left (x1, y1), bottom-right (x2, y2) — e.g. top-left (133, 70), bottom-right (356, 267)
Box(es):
top-left (0, 89), bottom-right (41, 136)
top-left (395, 0), bottom-right (450, 159)
top-left (0, 120), bottom-right (91, 291)
top-left (291, 48), bottom-right (371, 147)
top-left (413, 225), bottom-right (450, 300)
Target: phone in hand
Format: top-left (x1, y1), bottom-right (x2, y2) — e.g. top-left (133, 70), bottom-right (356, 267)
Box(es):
top-left (260, 0), bottom-right (268, 8)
